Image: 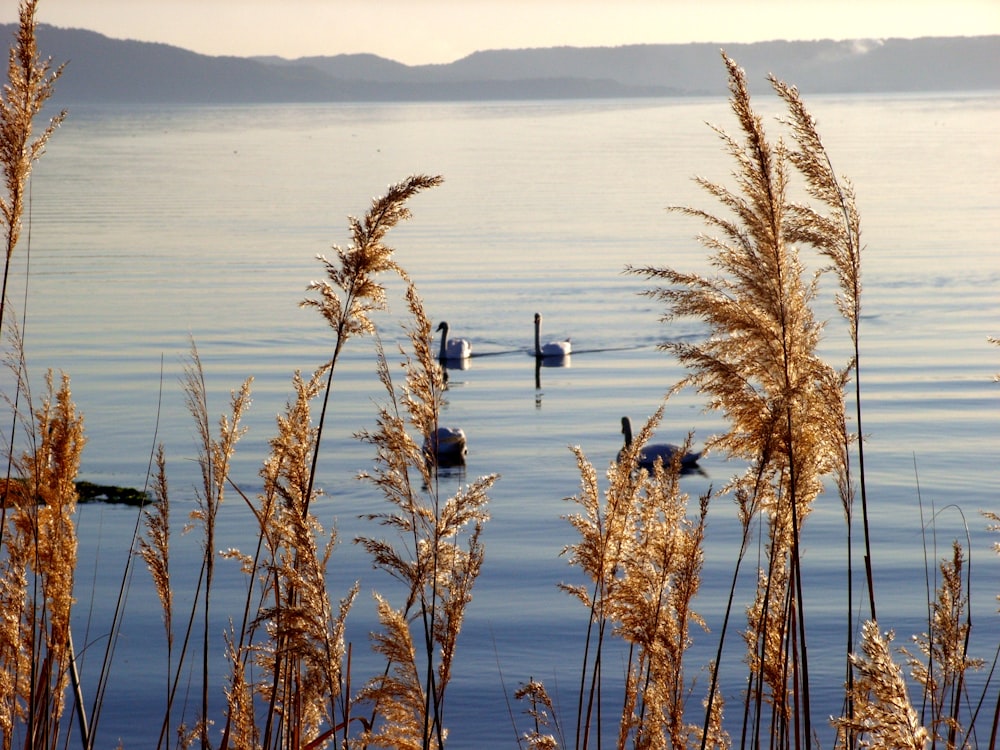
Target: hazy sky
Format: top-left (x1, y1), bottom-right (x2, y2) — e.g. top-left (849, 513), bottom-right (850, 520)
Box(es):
top-left (6, 0), bottom-right (999, 65)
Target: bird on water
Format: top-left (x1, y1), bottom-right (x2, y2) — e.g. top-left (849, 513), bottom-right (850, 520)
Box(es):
top-left (534, 312), bottom-right (571, 358)
top-left (619, 416), bottom-right (701, 471)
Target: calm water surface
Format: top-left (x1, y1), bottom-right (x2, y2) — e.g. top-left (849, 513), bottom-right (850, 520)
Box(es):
top-left (11, 91), bottom-right (1000, 747)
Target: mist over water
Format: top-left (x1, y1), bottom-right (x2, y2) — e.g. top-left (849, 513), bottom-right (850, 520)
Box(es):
top-left (15, 91), bottom-right (1000, 747)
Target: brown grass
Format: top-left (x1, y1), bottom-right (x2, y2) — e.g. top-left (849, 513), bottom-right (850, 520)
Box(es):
top-left (834, 621), bottom-right (930, 750)
top-left (627, 53), bottom-right (855, 746)
top-left (3, 13), bottom-right (999, 750)
top-left (236, 366), bottom-right (356, 749)
top-left (182, 343), bottom-right (253, 748)
top-left (355, 279), bottom-right (495, 749)
top-left (553, 404), bottom-right (718, 750)
top-left (901, 541), bottom-right (982, 747)
top-left (0, 371), bottom-right (84, 750)
top-left (0, 0), bottom-right (64, 338)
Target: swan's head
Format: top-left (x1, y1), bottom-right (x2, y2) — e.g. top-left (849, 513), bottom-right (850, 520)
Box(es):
top-left (620, 416), bottom-right (634, 447)
top-left (436, 321), bottom-right (449, 332)
top-left (534, 312), bottom-right (541, 325)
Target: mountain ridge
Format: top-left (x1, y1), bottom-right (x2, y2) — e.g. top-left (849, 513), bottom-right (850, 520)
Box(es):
top-left (14, 24), bottom-right (1000, 104)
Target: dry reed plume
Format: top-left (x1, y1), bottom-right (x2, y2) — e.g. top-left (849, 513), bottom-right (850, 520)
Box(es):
top-left (180, 344), bottom-right (253, 749)
top-left (515, 679), bottom-right (562, 750)
top-left (301, 174), bottom-right (443, 515)
top-left (0, 371), bottom-right (85, 750)
top-left (0, 0), bottom-right (64, 338)
top-left (0, 8), bottom-right (77, 749)
top-left (901, 541), bottom-right (982, 748)
top-left (355, 280), bottom-right (495, 749)
top-left (138, 445), bottom-right (173, 734)
top-left (629, 53), bottom-right (856, 745)
top-left (541, 404), bottom-right (721, 750)
top-left (135, 176), bottom-right (455, 750)
top-left (622, 53), bottom-right (999, 750)
top-left (221, 365), bottom-right (358, 750)
top-left (834, 621), bottom-right (929, 750)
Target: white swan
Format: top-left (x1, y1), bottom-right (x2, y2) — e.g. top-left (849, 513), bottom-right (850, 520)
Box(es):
top-left (534, 312), bottom-right (571, 358)
top-left (619, 416), bottom-right (701, 470)
top-left (437, 321), bottom-right (471, 360)
top-left (423, 426), bottom-right (467, 467)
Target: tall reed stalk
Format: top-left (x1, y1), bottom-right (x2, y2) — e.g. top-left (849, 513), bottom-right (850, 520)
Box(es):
top-left (0, 0), bottom-right (64, 341)
top-left (629, 53), bottom-right (859, 748)
top-left (1, 0), bottom-right (65, 582)
top-left (180, 344), bottom-right (252, 749)
top-left (771, 76), bottom-right (872, 622)
top-left (138, 446), bottom-right (173, 739)
top-left (524, 405), bottom-right (719, 750)
top-left (0, 371), bottom-right (85, 750)
top-left (772, 75), bottom-right (872, 744)
top-left (224, 365), bottom-right (357, 750)
top-left (0, 7), bottom-right (77, 750)
top-left (355, 280), bottom-right (496, 749)
top-left (300, 174), bottom-right (444, 519)
top-left (135, 175), bottom-right (448, 750)
top-left (902, 540), bottom-right (982, 748)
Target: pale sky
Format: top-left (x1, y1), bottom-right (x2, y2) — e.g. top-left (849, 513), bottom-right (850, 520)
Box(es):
top-left (6, 0), bottom-right (999, 65)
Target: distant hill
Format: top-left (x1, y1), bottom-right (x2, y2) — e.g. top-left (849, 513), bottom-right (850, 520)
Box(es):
top-left (12, 25), bottom-right (1000, 105)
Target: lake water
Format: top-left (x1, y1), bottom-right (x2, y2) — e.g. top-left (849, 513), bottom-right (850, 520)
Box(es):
top-left (10, 89), bottom-right (1000, 747)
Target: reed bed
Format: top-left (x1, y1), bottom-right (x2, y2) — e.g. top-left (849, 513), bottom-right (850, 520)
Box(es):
top-left (1, 5), bottom-right (997, 749)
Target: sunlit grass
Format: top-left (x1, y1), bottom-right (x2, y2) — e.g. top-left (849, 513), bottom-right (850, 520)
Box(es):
top-left (1, 7), bottom-right (997, 750)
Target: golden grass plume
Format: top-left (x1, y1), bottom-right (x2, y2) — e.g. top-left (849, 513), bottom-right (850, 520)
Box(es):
top-left (0, 0), bottom-right (65, 333)
top-left (559, 405), bottom-right (714, 750)
top-left (355, 280), bottom-right (495, 748)
top-left (834, 621), bottom-right (929, 750)
top-left (0, 371), bottom-right (84, 748)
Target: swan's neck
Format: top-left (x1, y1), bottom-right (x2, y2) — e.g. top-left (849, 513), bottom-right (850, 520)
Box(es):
top-left (622, 418), bottom-right (633, 448)
top-left (438, 326), bottom-right (448, 359)
top-left (534, 319), bottom-right (541, 357)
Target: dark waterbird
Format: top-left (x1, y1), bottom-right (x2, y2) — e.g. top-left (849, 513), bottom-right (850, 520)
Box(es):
top-left (619, 416), bottom-right (701, 471)
top-left (423, 426), bottom-right (468, 467)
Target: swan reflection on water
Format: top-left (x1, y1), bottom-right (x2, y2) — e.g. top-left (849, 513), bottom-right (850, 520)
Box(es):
top-left (533, 354), bottom-right (571, 397)
top-left (441, 356), bottom-right (471, 371)
top-left (440, 356), bottom-right (471, 386)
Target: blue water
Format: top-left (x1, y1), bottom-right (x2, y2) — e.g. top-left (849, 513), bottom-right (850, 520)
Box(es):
top-left (8, 91), bottom-right (1000, 747)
